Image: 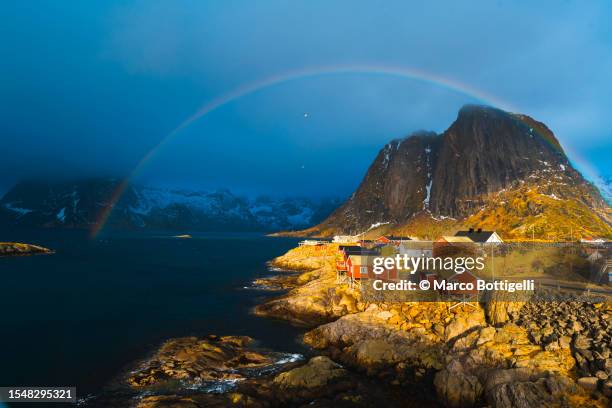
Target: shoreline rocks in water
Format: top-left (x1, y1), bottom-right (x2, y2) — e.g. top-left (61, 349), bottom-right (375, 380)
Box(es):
top-left (105, 335), bottom-right (439, 408)
top-left (132, 353), bottom-right (439, 408)
top-left (0, 242), bottom-right (53, 257)
top-left (93, 243), bottom-right (610, 407)
top-left (127, 335), bottom-right (276, 388)
top-left (258, 244), bottom-right (611, 407)
top-left (253, 245), bottom-right (365, 327)
top-left (252, 275), bottom-right (300, 291)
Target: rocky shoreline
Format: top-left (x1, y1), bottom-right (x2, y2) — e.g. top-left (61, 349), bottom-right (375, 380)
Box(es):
top-left (88, 243), bottom-right (610, 407)
top-left (0, 242), bottom-right (53, 257)
top-left (87, 334), bottom-right (437, 407)
top-left (255, 244), bottom-right (611, 407)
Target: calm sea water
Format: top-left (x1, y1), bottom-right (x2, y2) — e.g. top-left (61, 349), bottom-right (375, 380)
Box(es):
top-left (0, 228), bottom-right (306, 401)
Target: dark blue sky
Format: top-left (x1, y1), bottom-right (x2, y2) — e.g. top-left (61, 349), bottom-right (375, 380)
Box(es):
top-left (1, 1), bottom-right (611, 197)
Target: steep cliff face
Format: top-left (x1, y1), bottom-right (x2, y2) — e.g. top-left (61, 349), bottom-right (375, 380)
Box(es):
top-left (319, 131), bottom-right (439, 233)
top-left (429, 105), bottom-right (573, 217)
top-left (304, 105), bottom-right (611, 239)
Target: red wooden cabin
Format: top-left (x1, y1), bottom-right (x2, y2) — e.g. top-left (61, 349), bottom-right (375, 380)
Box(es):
top-left (337, 245), bottom-right (362, 272)
top-left (346, 252), bottom-right (396, 280)
top-left (347, 254), bottom-right (375, 279)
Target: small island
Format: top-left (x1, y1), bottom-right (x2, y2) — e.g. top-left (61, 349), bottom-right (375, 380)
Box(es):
top-left (0, 242), bottom-right (53, 257)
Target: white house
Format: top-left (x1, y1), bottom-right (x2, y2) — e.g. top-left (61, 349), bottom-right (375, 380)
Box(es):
top-left (398, 241), bottom-right (433, 258)
top-left (455, 228), bottom-right (503, 244)
top-left (332, 235), bottom-right (360, 244)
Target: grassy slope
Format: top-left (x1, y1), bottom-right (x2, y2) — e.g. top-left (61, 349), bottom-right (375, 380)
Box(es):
top-left (464, 184), bottom-right (612, 241)
top-left (275, 182), bottom-right (611, 241)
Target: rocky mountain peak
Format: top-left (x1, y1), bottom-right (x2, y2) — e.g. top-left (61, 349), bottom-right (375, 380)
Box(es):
top-left (301, 105), bottom-right (610, 239)
top-left (429, 105), bottom-right (572, 216)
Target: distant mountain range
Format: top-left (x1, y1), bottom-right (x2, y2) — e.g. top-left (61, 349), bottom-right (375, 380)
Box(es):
top-left (292, 105), bottom-right (611, 240)
top-left (2, 105), bottom-right (609, 240)
top-left (0, 180), bottom-right (341, 232)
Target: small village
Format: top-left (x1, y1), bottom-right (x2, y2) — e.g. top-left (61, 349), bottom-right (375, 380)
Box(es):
top-left (299, 229), bottom-right (612, 301)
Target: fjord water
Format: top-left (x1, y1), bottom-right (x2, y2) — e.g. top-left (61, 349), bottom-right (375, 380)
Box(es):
top-left (0, 229), bottom-right (305, 397)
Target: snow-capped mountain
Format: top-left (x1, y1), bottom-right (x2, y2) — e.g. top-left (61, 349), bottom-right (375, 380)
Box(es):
top-left (0, 180), bottom-right (341, 232)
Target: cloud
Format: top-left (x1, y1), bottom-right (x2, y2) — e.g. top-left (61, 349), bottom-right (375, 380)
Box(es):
top-left (2, 0), bottom-right (611, 195)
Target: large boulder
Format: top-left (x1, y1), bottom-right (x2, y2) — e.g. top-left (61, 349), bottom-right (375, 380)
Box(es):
top-left (254, 263), bottom-right (360, 327)
top-left (445, 308), bottom-right (486, 341)
top-left (435, 323), bottom-right (593, 408)
top-left (434, 365), bottom-right (483, 408)
top-left (484, 289), bottom-right (531, 325)
top-left (273, 356), bottom-right (346, 389)
top-left (487, 380), bottom-right (553, 408)
top-left (304, 307), bottom-right (445, 374)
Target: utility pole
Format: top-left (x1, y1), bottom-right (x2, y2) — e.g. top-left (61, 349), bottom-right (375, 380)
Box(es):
top-left (491, 243), bottom-right (495, 282)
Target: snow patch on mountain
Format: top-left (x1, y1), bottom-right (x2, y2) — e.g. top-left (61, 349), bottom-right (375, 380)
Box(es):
top-left (56, 208), bottom-right (66, 222)
top-left (0, 181), bottom-right (341, 232)
top-left (3, 202), bottom-right (33, 216)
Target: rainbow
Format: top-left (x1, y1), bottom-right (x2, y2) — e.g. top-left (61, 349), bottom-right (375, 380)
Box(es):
top-left (89, 64), bottom-right (518, 238)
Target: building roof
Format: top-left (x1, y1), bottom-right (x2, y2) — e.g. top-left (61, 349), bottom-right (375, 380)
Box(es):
top-left (438, 236), bottom-right (474, 243)
top-left (455, 229), bottom-right (498, 243)
top-left (340, 246), bottom-right (379, 256)
top-left (448, 269), bottom-right (479, 281)
top-left (299, 239), bottom-right (324, 246)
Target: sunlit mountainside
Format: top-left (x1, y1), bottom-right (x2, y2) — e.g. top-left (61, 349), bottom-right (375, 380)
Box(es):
top-left (287, 105), bottom-right (611, 240)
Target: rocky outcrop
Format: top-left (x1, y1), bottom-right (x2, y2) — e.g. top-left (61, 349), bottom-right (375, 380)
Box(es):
top-left (252, 274), bottom-right (302, 291)
top-left (509, 299), bottom-right (612, 394)
top-left (273, 356), bottom-right (346, 389)
top-left (302, 294), bottom-right (606, 407)
top-left (119, 339), bottom-right (436, 408)
top-left (485, 372), bottom-right (580, 408)
top-left (254, 245), bottom-right (363, 326)
top-left (434, 324), bottom-right (584, 407)
top-left (268, 244), bottom-right (337, 271)
top-left (0, 242), bottom-right (53, 257)
top-left (253, 270), bottom-right (362, 326)
top-left (127, 336), bottom-right (274, 387)
top-left (304, 303), bottom-right (446, 384)
top-left (484, 289), bottom-right (532, 326)
top-left (269, 244), bottom-right (610, 407)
